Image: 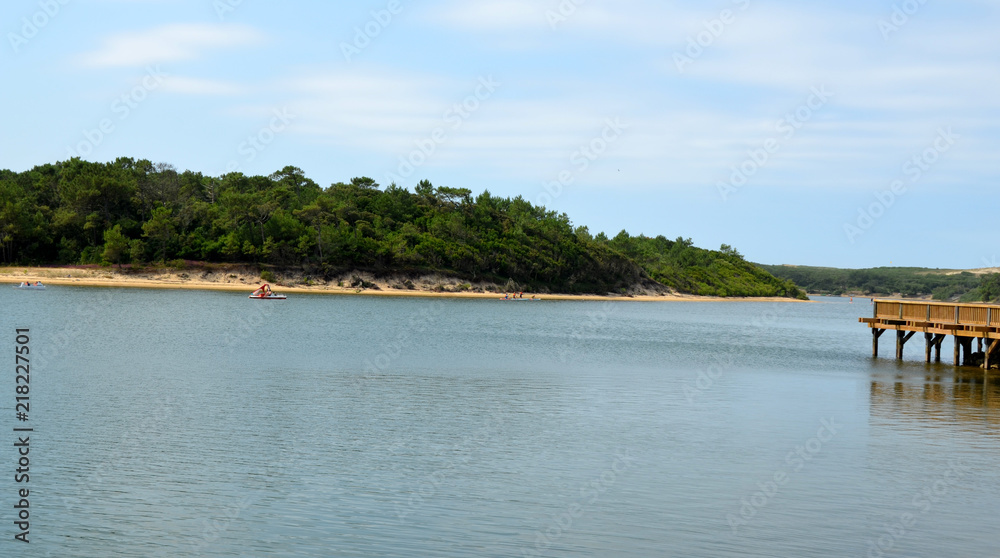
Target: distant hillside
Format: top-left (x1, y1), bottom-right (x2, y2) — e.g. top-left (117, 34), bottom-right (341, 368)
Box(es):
top-left (760, 264), bottom-right (1000, 301)
top-left (0, 157), bottom-right (805, 298)
top-left (612, 236), bottom-right (804, 298)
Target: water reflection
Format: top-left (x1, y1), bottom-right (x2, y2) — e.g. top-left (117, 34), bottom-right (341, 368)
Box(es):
top-left (870, 364), bottom-right (1000, 428)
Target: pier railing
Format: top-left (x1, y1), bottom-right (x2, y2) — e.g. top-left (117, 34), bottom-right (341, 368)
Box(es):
top-left (868, 299), bottom-right (1000, 327)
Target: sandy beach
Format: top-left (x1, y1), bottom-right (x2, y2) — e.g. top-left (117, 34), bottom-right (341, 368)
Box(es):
top-left (1, 265), bottom-right (810, 302)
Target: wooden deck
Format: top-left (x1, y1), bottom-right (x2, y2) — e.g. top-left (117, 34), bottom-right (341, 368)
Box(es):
top-left (860, 299), bottom-right (1000, 368)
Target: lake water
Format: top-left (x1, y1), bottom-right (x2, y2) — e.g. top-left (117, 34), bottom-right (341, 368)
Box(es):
top-left (2, 288), bottom-right (998, 557)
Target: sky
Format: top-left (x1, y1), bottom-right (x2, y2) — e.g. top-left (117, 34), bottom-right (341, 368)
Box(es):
top-left (2, 0), bottom-right (998, 269)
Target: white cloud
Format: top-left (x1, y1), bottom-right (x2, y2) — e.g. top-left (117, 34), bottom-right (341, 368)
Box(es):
top-left (78, 23), bottom-right (265, 68)
top-left (278, 61), bottom-right (995, 195)
top-left (426, 0), bottom-right (715, 44)
top-left (160, 76), bottom-right (246, 96)
top-left (286, 70), bottom-right (475, 160)
top-left (256, 2), bottom-right (999, 193)
top-left (427, 0), bottom-right (548, 31)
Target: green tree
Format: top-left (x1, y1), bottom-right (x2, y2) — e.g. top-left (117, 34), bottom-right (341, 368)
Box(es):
top-left (294, 196), bottom-right (334, 261)
top-left (143, 206), bottom-right (175, 263)
top-left (271, 165), bottom-right (321, 203)
top-left (980, 273), bottom-right (1000, 302)
top-left (129, 238), bottom-right (146, 264)
top-left (436, 186), bottom-right (472, 205)
top-left (350, 176), bottom-right (379, 190)
top-left (102, 224), bottom-right (131, 268)
top-left (414, 179), bottom-right (435, 200)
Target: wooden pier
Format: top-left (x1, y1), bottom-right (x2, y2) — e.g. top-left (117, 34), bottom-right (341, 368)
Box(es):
top-left (860, 299), bottom-right (1000, 368)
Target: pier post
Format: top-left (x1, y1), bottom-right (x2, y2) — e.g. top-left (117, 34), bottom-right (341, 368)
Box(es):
top-left (872, 328), bottom-right (885, 358)
top-left (960, 338), bottom-right (974, 366)
top-left (985, 339), bottom-right (999, 370)
top-left (896, 330), bottom-right (915, 360)
top-left (955, 335), bottom-right (961, 366)
top-left (925, 333), bottom-right (933, 363)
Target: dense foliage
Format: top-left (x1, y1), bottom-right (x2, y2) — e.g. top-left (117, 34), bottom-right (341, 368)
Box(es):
top-left (761, 264), bottom-right (992, 301)
top-left (607, 237), bottom-right (804, 298)
top-left (0, 158), bottom-right (802, 296)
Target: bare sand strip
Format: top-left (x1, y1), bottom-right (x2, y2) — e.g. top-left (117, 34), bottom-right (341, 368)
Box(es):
top-left (2, 266), bottom-right (809, 303)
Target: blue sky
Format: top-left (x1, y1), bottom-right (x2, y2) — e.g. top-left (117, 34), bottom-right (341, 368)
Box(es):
top-left (2, 0), bottom-right (998, 268)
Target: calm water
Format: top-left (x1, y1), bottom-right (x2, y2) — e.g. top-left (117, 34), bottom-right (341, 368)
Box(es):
top-left (1, 288), bottom-right (998, 557)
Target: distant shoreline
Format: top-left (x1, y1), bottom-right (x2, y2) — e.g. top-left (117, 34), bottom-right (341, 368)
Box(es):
top-left (807, 292), bottom-right (932, 301)
top-left (2, 265), bottom-right (810, 303)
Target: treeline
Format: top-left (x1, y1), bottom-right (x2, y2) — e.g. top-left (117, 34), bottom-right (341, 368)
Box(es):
top-left (609, 237), bottom-right (803, 298)
top-left (761, 264), bottom-right (1000, 301)
top-left (0, 158), bottom-right (805, 297)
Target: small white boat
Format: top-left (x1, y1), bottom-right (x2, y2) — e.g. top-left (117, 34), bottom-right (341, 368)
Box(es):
top-left (248, 283), bottom-right (286, 300)
top-left (14, 282), bottom-right (45, 290)
top-left (249, 292), bottom-right (287, 300)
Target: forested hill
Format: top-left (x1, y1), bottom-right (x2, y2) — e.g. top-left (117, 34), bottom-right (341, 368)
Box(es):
top-left (761, 264), bottom-right (1000, 302)
top-left (0, 158), bottom-right (805, 297)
